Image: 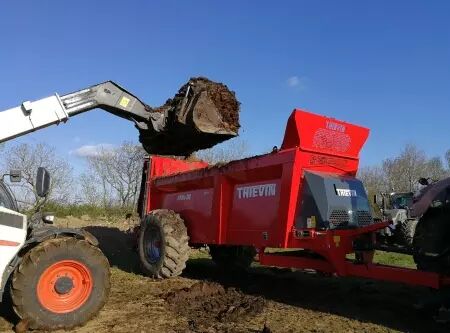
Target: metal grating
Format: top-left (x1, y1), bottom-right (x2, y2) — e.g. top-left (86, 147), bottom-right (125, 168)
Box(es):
top-left (329, 210), bottom-right (349, 228)
top-left (356, 210), bottom-right (373, 227)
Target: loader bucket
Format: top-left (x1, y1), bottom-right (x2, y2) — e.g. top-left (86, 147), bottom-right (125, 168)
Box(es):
top-left (139, 77), bottom-right (240, 156)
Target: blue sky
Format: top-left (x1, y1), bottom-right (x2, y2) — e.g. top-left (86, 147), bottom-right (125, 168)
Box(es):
top-left (1, 1), bottom-right (449, 172)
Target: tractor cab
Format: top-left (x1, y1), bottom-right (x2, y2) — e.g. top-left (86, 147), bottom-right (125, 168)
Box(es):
top-left (390, 192), bottom-right (414, 210)
top-left (375, 191), bottom-right (414, 213)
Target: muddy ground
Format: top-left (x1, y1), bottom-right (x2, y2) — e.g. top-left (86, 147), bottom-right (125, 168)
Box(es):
top-left (1, 217), bottom-right (449, 333)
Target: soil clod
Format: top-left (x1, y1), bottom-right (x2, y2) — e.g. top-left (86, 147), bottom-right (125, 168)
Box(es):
top-left (165, 281), bottom-right (265, 331)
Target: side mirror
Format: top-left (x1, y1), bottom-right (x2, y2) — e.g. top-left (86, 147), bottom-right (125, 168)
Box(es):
top-left (36, 167), bottom-right (51, 198)
top-left (9, 170), bottom-right (21, 183)
top-left (374, 194), bottom-right (384, 207)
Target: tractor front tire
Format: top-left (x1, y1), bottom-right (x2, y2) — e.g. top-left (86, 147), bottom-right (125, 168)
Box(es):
top-left (139, 209), bottom-right (190, 278)
top-left (398, 219), bottom-right (419, 247)
top-left (413, 205), bottom-right (450, 273)
top-left (11, 237), bottom-right (110, 330)
top-left (209, 245), bottom-right (256, 271)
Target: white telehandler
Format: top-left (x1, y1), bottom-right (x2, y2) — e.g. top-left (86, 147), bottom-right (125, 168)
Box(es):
top-left (0, 78), bottom-right (239, 330)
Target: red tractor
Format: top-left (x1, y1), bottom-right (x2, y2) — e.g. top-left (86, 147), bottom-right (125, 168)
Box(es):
top-left (137, 109), bottom-right (450, 291)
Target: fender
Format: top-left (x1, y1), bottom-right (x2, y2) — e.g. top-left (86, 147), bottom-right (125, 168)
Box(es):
top-left (411, 177), bottom-right (450, 218)
top-left (22, 226), bottom-right (99, 250)
top-left (0, 226), bottom-right (99, 302)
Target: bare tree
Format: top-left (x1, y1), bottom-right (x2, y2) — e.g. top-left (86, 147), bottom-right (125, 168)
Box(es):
top-left (382, 144), bottom-right (428, 192)
top-left (80, 142), bottom-right (146, 207)
top-left (196, 138), bottom-right (249, 164)
top-left (358, 166), bottom-right (385, 194)
top-left (78, 172), bottom-right (114, 207)
top-left (1, 143), bottom-right (74, 209)
top-left (359, 144), bottom-right (449, 198)
top-left (446, 149), bottom-right (450, 170)
top-left (426, 157), bottom-right (447, 181)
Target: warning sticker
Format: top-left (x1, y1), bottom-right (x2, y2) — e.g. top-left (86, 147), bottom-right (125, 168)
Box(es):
top-left (306, 216), bottom-right (316, 228)
top-left (119, 96), bottom-right (130, 108)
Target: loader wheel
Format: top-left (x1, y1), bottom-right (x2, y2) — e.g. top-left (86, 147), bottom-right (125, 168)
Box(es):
top-left (11, 237), bottom-right (110, 330)
top-left (139, 209), bottom-right (190, 278)
top-left (398, 219), bottom-right (418, 247)
top-left (209, 245), bottom-right (256, 271)
top-left (413, 205), bottom-right (450, 273)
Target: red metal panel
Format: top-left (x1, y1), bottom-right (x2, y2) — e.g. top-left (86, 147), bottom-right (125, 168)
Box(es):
top-left (227, 179), bottom-right (282, 246)
top-left (281, 109), bottom-right (370, 160)
top-left (160, 188), bottom-right (215, 243)
top-left (260, 253), bottom-right (335, 273)
top-left (151, 156), bottom-right (208, 179)
top-left (344, 262), bottom-right (442, 289)
top-left (145, 157), bottom-right (208, 213)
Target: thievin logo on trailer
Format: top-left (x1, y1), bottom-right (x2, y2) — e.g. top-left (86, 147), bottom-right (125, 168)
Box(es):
top-left (176, 193), bottom-right (192, 201)
top-left (236, 183), bottom-right (277, 199)
top-left (326, 120), bottom-right (346, 133)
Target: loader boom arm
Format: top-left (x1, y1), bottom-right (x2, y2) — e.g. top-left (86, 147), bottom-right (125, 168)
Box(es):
top-left (0, 81), bottom-right (163, 144)
top-left (0, 78), bottom-right (240, 155)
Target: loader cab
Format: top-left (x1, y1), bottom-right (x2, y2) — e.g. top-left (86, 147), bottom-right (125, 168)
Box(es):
top-left (0, 167), bottom-right (51, 212)
top-left (0, 170), bottom-right (21, 211)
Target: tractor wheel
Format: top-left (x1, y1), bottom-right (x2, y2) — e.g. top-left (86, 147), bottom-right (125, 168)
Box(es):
top-left (138, 209), bottom-right (190, 278)
top-left (413, 205), bottom-right (450, 273)
top-left (10, 237), bottom-right (110, 330)
top-left (209, 245), bottom-right (256, 271)
top-left (398, 219), bottom-right (419, 247)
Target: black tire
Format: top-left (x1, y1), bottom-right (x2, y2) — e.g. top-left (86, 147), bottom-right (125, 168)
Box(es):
top-left (209, 245), bottom-right (256, 271)
top-left (398, 219), bottom-right (418, 247)
top-left (11, 237), bottom-right (110, 330)
top-left (413, 205), bottom-right (450, 273)
top-left (139, 209), bottom-right (190, 278)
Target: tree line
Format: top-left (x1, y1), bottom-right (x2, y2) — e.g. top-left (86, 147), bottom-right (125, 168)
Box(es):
top-left (1, 140), bottom-right (448, 213)
top-left (0, 138), bottom-right (248, 212)
top-left (0, 142), bottom-right (146, 211)
top-left (358, 144), bottom-right (450, 196)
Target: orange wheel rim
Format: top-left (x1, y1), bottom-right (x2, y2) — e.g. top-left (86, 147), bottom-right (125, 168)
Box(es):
top-left (36, 260), bottom-right (93, 314)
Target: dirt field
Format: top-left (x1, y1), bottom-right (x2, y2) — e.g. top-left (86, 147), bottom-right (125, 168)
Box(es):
top-left (1, 217), bottom-right (449, 333)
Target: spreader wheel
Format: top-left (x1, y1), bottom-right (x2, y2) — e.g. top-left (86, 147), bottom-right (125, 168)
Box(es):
top-left (11, 237), bottom-right (110, 330)
top-left (209, 245), bottom-right (256, 271)
top-left (139, 209), bottom-right (190, 278)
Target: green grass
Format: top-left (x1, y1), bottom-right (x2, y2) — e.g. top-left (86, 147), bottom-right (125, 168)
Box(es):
top-left (346, 251), bottom-right (416, 268)
top-left (373, 251), bottom-right (416, 268)
top-left (42, 202), bottom-right (136, 219)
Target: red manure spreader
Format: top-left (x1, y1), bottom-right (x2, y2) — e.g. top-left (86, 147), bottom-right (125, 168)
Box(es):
top-left (137, 109), bottom-right (450, 292)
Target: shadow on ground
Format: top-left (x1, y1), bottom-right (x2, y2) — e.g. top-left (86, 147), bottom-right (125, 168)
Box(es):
top-left (84, 226), bottom-right (140, 273)
top-left (183, 257), bottom-right (450, 333)
top-left (0, 285), bottom-right (19, 329)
